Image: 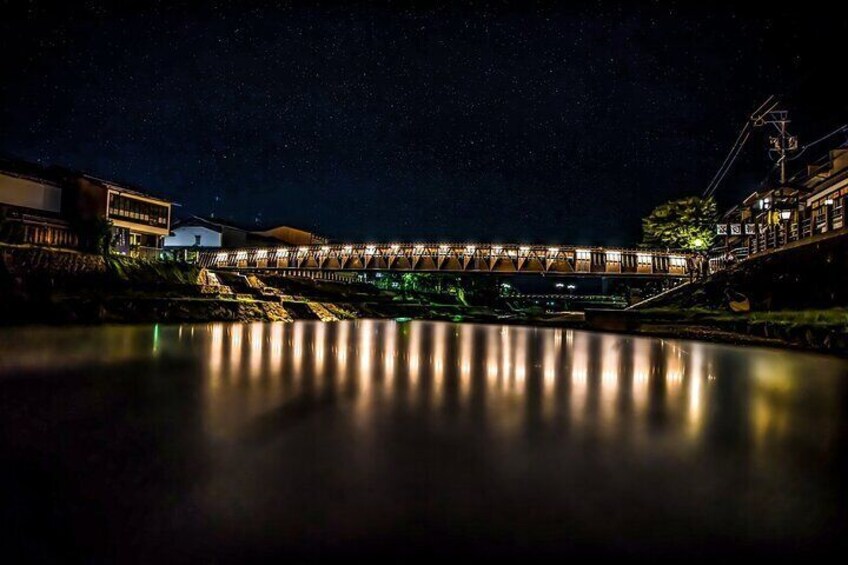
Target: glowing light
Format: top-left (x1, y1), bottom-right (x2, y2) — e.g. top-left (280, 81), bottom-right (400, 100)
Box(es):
top-left (384, 323), bottom-right (396, 381)
top-left (269, 323), bottom-right (283, 375)
top-left (637, 253), bottom-right (652, 264)
top-left (413, 245), bottom-right (424, 254)
top-left (465, 245), bottom-right (476, 254)
top-left (256, 249), bottom-right (268, 259)
top-left (518, 246), bottom-right (530, 255)
top-left (439, 245), bottom-right (449, 255)
top-left (249, 322), bottom-right (264, 378)
top-left (548, 247), bottom-right (559, 255)
top-left (343, 245), bottom-right (353, 254)
top-left (235, 251), bottom-right (248, 261)
top-left (321, 245), bottom-right (330, 253)
top-left (491, 245), bottom-right (502, 255)
top-left (606, 250), bottom-right (621, 262)
top-left (390, 244), bottom-right (400, 252)
top-left (229, 324), bottom-right (243, 371)
top-left (692, 238), bottom-right (705, 249)
top-left (216, 252), bottom-right (228, 263)
top-left (292, 323), bottom-right (303, 374)
top-left (365, 245), bottom-right (376, 255)
top-left (314, 322), bottom-right (326, 375)
top-left (210, 323), bottom-right (224, 379)
top-left (575, 249), bottom-right (591, 260)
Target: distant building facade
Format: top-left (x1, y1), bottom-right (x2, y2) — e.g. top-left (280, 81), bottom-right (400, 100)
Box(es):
top-left (0, 157), bottom-right (173, 257)
top-left (165, 216), bottom-right (326, 249)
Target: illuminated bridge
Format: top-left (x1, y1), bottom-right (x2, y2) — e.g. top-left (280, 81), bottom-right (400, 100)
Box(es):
top-left (199, 243), bottom-right (692, 278)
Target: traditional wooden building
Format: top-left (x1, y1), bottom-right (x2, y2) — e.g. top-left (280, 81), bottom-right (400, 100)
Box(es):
top-left (0, 157), bottom-right (173, 257)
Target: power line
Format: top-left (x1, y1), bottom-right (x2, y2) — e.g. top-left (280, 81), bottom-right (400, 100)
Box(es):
top-left (789, 123), bottom-right (848, 161)
top-left (702, 121), bottom-right (750, 198)
top-left (705, 130), bottom-right (751, 199)
top-left (702, 96), bottom-right (776, 199)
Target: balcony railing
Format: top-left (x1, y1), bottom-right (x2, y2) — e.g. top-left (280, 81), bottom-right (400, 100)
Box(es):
top-left (747, 195), bottom-right (846, 257)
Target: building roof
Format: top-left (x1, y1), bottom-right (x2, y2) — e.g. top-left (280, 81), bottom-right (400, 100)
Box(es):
top-left (172, 215), bottom-right (251, 233)
top-left (0, 156), bottom-right (67, 187)
top-left (0, 155), bottom-right (175, 205)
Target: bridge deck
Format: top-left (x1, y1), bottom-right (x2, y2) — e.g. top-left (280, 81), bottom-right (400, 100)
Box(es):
top-left (197, 243), bottom-right (692, 277)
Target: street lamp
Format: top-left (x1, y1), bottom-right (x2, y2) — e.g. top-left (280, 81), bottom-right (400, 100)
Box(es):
top-left (779, 210), bottom-right (791, 221)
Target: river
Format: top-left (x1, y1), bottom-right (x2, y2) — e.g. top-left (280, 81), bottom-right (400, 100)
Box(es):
top-left (1, 320), bottom-right (847, 560)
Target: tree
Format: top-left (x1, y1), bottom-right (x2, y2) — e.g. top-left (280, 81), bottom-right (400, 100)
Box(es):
top-left (642, 196), bottom-right (717, 251)
top-left (72, 217), bottom-right (113, 256)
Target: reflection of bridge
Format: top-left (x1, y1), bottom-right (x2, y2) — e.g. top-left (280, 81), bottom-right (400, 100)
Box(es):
top-left (200, 243), bottom-right (691, 277)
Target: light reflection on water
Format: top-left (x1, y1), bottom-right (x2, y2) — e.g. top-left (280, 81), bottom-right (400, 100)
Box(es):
top-left (2, 320), bottom-right (848, 557)
top-left (152, 320), bottom-right (843, 452)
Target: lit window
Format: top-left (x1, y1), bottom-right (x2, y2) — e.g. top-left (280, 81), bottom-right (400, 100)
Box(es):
top-left (236, 251), bottom-right (248, 261)
top-left (256, 249), bottom-right (268, 259)
top-left (216, 252), bottom-right (228, 263)
top-left (491, 246), bottom-right (503, 255)
top-left (637, 253), bottom-right (652, 264)
top-left (575, 249), bottom-right (591, 260)
top-left (606, 251), bottom-right (621, 262)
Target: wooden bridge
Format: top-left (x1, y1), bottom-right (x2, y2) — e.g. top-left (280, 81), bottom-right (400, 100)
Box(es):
top-left (198, 243), bottom-right (692, 278)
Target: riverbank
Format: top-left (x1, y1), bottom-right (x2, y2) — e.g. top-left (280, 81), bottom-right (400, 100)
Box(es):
top-left (4, 243), bottom-right (848, 356)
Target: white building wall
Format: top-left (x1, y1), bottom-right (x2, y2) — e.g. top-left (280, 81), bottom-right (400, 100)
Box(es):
top-left (0, 173), bottom-right (62, 212)
top-left (164, 226), bottom-right (222, 248)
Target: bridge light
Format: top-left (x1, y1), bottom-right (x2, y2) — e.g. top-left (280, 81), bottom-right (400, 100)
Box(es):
top-left (298, 246), bottom-right (308, 255)
top-left (575, 249), bottom-right (591, 260)
top-left (491, 246), bottom-right (502, 255)
top-left (465, 245), bottom-right (476, 254)
top-left (507, 249), bottom-right (517, 258)
top-left (343, 245), bottom-right (353, 254)
top-left (548, 247), bottom-right (559, 256)
top-left (439, 245), bottom-right (449, 255)
top-left (637, 253), bottom-right (652, 264)
top-left (519, 246), bottom-right (530, 255)
top-left (321, 245), bottom-right (330, 253)
top-left (365, 245), bottom-right (376, 255)
top-left (390, 244), bottom-right (400, 252)
top-left (216, 252), bottom-right (228, 263)
top-left (256, 249), bottom-right (268, 259)
top-left (555, 282), bottom-right (564, 288)
top-left (414, 244), bottom-right (424, 254)
top-left (606, 251), bottom-right (621, 262)
top-left (236, 251), bottom-right (248, 261)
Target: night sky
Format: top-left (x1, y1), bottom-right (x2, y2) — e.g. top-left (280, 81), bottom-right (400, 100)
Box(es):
top-left (2, 1), bottom-right (847, 245)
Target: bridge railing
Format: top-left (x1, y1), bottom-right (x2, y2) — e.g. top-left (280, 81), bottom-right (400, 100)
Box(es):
top-left (194, 243), bottom-right (692, 277)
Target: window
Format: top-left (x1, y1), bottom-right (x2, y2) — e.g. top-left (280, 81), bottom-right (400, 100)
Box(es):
top-left (194, 235), bottom-right (202, 246)
top-left (108, 193), bottom-right (169, 228)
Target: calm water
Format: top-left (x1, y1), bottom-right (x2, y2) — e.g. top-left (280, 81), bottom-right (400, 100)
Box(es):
top-left (1, 321), bottom-right (848, 560)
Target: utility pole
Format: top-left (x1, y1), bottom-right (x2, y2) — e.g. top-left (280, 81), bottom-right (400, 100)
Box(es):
top-left (753, 108), bottom-right (798, 186)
